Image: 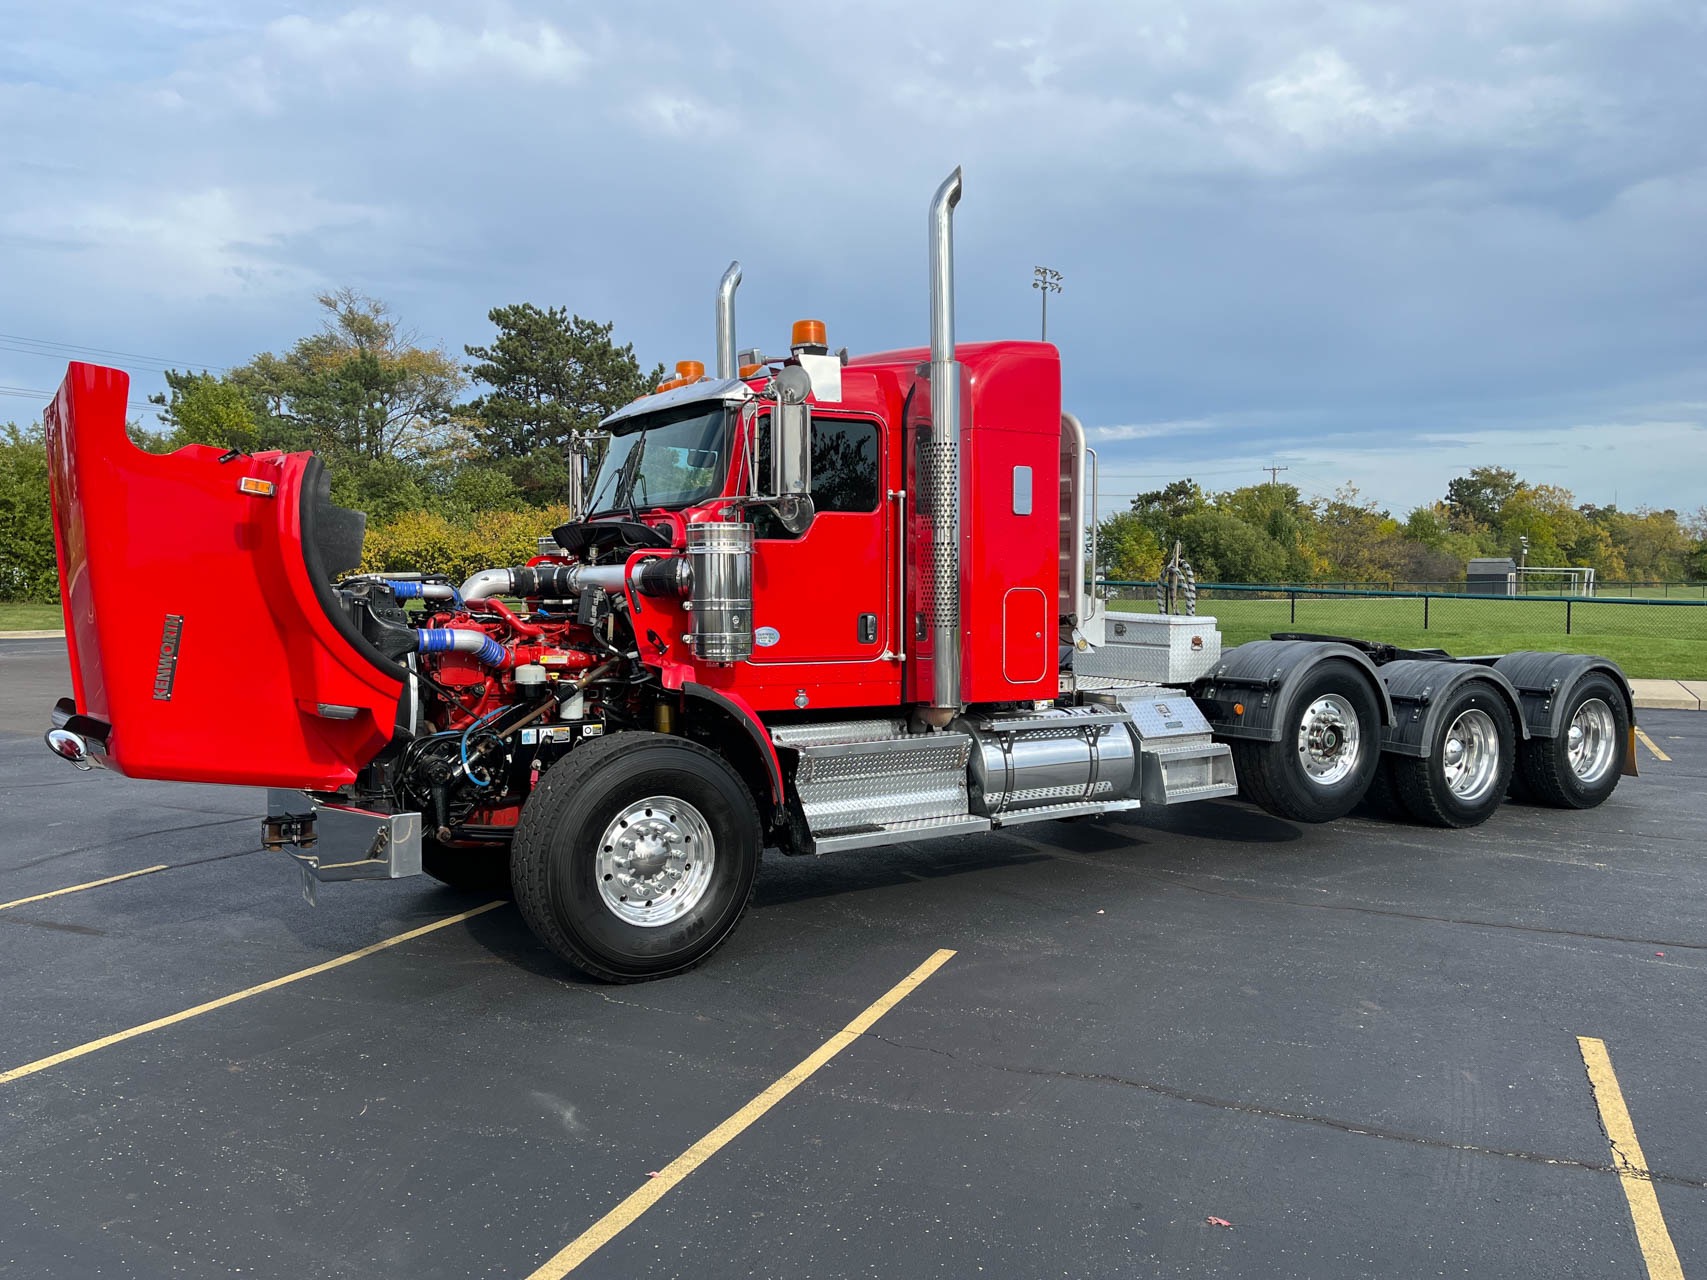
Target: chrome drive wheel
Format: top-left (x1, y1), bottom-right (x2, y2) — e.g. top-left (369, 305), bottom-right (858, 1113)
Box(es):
top-left (1237, 659), bottom-right (1381, 823)
top-left (1392, 683), bottom-right (1515, 828)
top-left (1297, 693), bottom-right (1362, 788)
top-left (1565, 698), bottom-right (1618, 786)
top-left (1517, 674), bottom-right (1629, 810)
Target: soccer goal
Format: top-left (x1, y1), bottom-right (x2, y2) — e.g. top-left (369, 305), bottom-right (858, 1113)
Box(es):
top-left (1515, 566), bottom-right (1596, 596)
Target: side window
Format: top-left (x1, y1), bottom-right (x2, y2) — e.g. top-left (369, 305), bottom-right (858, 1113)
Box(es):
top-left (754, 416), bottom-right (881, 539)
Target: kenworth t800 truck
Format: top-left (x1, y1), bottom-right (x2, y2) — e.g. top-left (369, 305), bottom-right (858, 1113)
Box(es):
top-left (43, 169), bottom-right (1635, 981)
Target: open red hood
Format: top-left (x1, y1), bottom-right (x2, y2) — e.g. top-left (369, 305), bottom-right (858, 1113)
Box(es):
top-left (46, 362), bottom-right (404, 788)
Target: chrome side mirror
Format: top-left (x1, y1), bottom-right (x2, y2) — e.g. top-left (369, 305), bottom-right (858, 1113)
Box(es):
top-left (766, 365), bottom-right (814, 534)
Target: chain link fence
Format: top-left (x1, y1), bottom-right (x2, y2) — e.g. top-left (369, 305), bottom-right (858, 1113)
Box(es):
top-left (1100, 581), bottom-right (1707, 679)
top-left (1217, 579), bottom-right (1707, 599)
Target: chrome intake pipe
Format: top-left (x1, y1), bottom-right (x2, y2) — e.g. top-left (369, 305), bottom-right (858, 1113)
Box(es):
top-left (925, 166), bottom-right (964, 714)
top-left (716, 260), bottom-right (743, 379)
top-left (459, 563), bottom-right (631, 602)
top-left (459, 567), bottom-right (514, 602)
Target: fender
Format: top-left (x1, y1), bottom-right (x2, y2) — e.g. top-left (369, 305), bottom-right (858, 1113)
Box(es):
top-left (681, 681), bottom-right (784, 805)
top-left (1191, 639), bottom-right (1394, 744)
top-left (1489, 651), bottom-right (1635, 740)
top-left (1376, 660), bottom-right (1528, 759)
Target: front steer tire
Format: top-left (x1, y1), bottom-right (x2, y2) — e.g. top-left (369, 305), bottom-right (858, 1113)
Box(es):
top-left (511, 731), bottom-right (761, 982)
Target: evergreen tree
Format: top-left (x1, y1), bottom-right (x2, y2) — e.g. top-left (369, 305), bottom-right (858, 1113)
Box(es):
top-left (463, 305), bottom-right (662, 504)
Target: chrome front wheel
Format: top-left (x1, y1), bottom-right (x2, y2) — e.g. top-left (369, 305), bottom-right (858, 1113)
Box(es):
top-left (512, 732), bottom-right (762, 982)
top-left (595, 796), bottom-right (717, 927)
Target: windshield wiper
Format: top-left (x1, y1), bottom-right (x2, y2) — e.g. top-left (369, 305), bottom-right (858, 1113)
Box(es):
top-left (624, 432), bottom-right (648, 522)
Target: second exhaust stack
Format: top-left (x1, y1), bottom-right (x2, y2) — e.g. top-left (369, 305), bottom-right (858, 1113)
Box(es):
top-left (925, 166), bottom-right (964, 715)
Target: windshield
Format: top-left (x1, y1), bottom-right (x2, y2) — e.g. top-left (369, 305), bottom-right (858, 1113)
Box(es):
top-left (588, 404), bottom-right (732, 515)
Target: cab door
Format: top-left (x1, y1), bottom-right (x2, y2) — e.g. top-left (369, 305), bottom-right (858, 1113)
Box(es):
top-left (745, 413), bottom-right (897, 699)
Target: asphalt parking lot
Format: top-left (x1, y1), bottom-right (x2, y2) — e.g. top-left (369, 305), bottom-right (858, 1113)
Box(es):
top-left (2, 635), bottom-right (1702, 1279)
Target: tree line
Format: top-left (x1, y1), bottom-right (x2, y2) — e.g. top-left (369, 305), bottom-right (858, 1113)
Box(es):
top-left (1097, 470), bottom-right (1706, 587)
top-left (3, 290), bottom-right (1704, 600)
top-left (1, 290), bottom-right (660, 598)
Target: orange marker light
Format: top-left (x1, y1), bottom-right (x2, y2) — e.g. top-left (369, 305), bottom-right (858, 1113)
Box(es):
top-left (238, 476), bottom-right (276, 498)
top-left (738, 362), bottom-right (765, 378)
top-left (1233, 703), bottom-right (1245, 716)
top-left (676, 360), bottom-right (705, 381)
top-left (791, 319), bottom-right (827, 349)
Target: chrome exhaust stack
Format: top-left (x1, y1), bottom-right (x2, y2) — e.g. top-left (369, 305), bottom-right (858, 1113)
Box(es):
top-left (715, 260), bottom-right (743, 379)
top-left (924, 166), bottom-right (964, 717)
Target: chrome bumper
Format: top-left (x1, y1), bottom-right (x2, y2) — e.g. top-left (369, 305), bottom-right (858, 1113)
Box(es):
top-left (263, 789), bottom-right (423, 894)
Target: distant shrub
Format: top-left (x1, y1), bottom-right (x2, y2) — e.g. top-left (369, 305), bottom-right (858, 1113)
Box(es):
top-left (359, 504), bottom-right (572, 582)
top-left (0, 424), bottom-right (58, 602)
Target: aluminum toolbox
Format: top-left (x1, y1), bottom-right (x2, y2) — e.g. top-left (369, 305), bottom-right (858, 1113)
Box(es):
top-left (1073, 613), bottom-right (1222, 684)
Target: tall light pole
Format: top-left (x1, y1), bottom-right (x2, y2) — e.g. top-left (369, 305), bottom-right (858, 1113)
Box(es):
top-left (1032, 265), bottom-right (1062, 341)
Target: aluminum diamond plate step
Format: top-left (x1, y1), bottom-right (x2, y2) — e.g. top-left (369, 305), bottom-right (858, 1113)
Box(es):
top-left (811, 814), bottom-right (993, 855)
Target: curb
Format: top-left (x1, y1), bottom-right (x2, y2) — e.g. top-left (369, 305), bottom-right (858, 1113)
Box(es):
top-left (1631, 680), bottom-right (1704, 712)
top-left (0, 630), bottom-right (66, 640)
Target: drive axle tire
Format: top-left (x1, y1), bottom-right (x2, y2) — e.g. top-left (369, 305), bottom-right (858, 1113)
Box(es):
top-left (422, 839), bottom-right (514, 896)
top-left (1391, 683), bottom-right (1516, 828)
top-left (1360, 756), bottom-right (1406, 819)
top-left (511, 731), bottom-right (760, 982)
top-left (1237, 659), bottom-right (1381, 823)
top-left (1515, 673), bottom-right (1629, 810)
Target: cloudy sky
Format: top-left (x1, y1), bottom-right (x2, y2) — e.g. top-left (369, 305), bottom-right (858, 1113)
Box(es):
top-left (3, 0), bottom-right (1704, 517)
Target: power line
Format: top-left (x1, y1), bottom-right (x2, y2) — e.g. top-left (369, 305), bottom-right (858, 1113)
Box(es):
top-left (0, 332), bottom-right (226, 374)
top-left (0, 385), bottom-right (158, 415)
top-left (1263, 464), bottom-right (1290, 485)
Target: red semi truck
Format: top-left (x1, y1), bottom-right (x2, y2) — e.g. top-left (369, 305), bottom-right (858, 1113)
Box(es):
top-left (42, 169), bottom-right (1636, 981)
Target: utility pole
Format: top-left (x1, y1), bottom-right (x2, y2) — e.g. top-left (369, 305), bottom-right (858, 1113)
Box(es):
top-left (1032, 266), bottom-right (1062, 341)
top-left (1263, 465), bottom-right (1290, 487)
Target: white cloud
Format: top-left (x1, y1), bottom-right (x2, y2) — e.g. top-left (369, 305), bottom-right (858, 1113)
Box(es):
top-left (1090, 419), bottom-right (1214, 442)
top-left (265, 8), bottom-right (586, 83)
top-left (0, 0), bottom-right (1701, 515)
top-left (1, 185), bottom-right (385, 301)
top-left (629, 92), bottom-right (736, 139)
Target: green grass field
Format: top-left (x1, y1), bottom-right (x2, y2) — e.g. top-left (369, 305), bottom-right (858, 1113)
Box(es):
top-left (1109, 593), bottom-right (1706, 679)
top-left (0, 602), bottom-right (66, 632)
top-left (5, 593), bottom-right (1700, 678)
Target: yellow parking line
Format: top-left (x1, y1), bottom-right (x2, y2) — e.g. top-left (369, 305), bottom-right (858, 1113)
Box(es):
top-left (0, 864), bottom-right (170, 912)
top-left (1576, 1036), bottom-right (1684, 1280)
top-left (1635, 728), bottom-right (1671, 763)
top-left (524, 947), bottom-right (958, 1279)
top-left (0, 901), bottom-right (505, 1087)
